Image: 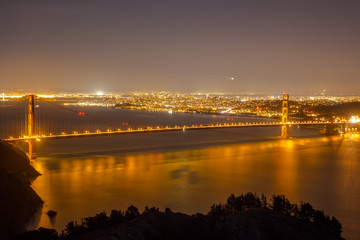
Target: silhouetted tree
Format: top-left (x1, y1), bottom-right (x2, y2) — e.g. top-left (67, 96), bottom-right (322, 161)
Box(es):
top-left (109, 209), bottom-right (125, 225)
top-left (61, 221), bottom-right (86, 239)
top-left (313, 210), bottom-right (329, 228)
top-left (125, 205), bottom-right (140, 218)
top-left (82, 211), bottom-right (109, 231)
top-left (165, 207), bottom-right (172, 214)
top-left (243, 192), bottom-right (261, 210)
top-left (311, 210), bottom-right (342, 236)
top-left (298, 202), bottom-right (315, 221)
top-left (226, 194), bottom-right (244, 212)
top-left (271, 195), bottom-right (294, 215)
top-left (208, 203), bottom-right (227, 217)
top-left (261, 193), bottom-right (268, 208)
top-left (194, 212), bottom-right (204, 217)
top-left (329, 216), bottom-right (343, 236)
top-left (143, 206), bottom-right (160, 214)
top-left (291, 204), bottom-right (299, 218)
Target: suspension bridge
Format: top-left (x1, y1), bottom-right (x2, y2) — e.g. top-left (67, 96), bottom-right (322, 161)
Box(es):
top-left (0, 93), bottom-right (354, 160)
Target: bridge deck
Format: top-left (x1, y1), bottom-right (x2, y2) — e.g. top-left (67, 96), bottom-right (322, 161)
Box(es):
top-left (4, 121), bottom-right (346, 142)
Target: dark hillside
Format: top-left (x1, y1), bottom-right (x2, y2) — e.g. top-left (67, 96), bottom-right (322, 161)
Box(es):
top-left (0, 141), bottom-right (43, 239)
top-left (71, 209), bottom-right (343, 240)
top-left (0, 140), bottom-right (40, 179)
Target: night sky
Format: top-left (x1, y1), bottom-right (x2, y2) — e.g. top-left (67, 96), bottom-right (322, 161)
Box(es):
top-left (1, 0), bottom-right (360, 94)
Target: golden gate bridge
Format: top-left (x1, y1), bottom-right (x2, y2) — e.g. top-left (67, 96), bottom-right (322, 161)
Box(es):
top-left (0, 93), bottom-right (355, 160)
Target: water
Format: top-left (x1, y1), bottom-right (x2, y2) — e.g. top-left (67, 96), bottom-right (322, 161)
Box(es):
top-left (29, 130), bottom-right (360, 240)
top-left (3, 104), bottom-right (358, 239)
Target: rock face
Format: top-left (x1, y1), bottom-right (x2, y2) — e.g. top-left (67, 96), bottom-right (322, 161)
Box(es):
top-left (0, 140), bottom-right (43, 239)
top-left (74, 209), bottom-right (343, 240)
top-left (0, 140), bottom-right (40, 178)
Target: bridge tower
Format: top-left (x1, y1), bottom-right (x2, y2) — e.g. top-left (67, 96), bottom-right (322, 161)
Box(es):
top-left (27, 94), bottom-right (37, 160)
top-left (281, 93), bottom-right (289, 138)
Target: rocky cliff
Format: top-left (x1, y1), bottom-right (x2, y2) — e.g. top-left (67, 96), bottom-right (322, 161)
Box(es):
top-left (0, 140), bottom-right (43, 239)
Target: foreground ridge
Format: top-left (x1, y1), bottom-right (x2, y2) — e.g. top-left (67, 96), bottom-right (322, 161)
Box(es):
top-left (13, 192), bottom-right (343, 240)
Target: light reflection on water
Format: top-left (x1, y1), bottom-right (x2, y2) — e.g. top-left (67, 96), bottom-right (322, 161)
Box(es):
top-left (30, 129), bottom-right (360, 240)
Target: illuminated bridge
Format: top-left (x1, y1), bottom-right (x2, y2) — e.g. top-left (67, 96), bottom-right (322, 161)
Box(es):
top-left (0, 94), bottom-right (357, 160)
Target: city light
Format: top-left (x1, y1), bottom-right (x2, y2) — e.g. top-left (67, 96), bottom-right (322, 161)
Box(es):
top-left (350, 116), bottom-right (360, 123)
top-left (37, 94), bottom-right (56, 98)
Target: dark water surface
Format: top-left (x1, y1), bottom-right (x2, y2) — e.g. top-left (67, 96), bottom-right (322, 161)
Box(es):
top-left (15, 107), bottom-right (358, 239)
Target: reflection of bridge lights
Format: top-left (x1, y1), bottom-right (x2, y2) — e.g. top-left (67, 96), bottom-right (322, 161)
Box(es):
top-left (342, 133), bottom-right (359, 138)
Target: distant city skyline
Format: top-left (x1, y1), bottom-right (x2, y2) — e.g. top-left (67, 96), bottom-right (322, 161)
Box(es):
top-left (1, 0), bottom-right (360, 94)
top-left (1, 89), bottom-right (359, 98)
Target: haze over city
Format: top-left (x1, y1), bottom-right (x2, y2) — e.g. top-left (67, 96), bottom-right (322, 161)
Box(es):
top-left (1, 0), bottom-right (360, 94)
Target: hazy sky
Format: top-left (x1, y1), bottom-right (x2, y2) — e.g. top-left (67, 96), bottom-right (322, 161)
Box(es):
top-left (1, 0), bottom-right (360, 94)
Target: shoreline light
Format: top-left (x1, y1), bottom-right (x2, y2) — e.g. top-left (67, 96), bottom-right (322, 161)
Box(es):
top-left (350, 116), bottom-right (360, 123)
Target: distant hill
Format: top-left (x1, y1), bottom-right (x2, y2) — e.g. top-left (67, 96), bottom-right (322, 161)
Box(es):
top-left (315, 102), bottom-right (360, 116)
